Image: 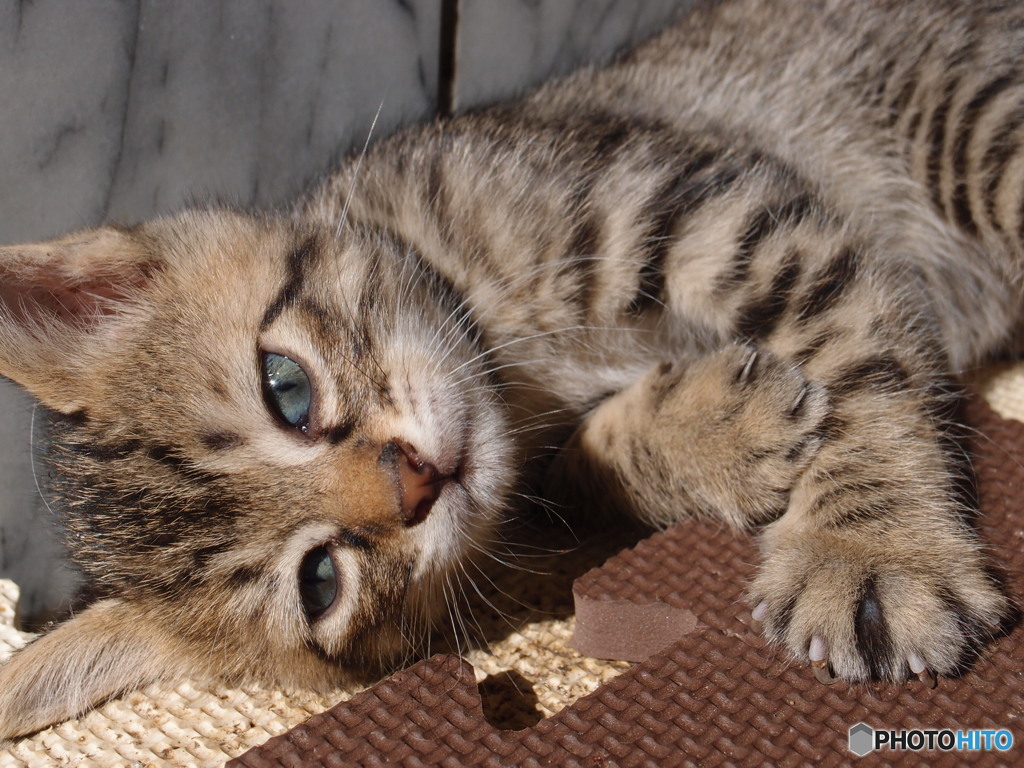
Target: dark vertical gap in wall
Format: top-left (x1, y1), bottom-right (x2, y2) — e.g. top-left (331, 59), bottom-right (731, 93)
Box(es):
top-left (438, 0), bottom-right (459, 117)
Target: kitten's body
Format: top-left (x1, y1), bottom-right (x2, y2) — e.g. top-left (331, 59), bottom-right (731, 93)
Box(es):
top-left (1, 0), bottom-right (1022, 738)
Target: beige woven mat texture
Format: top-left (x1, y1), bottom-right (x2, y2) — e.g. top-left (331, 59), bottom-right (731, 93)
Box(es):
top-left (1, 362), bottom-right (1022, 767)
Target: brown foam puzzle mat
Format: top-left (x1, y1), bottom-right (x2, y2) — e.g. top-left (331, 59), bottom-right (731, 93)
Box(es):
top-left (229, 395), bottom-right (1024, 767)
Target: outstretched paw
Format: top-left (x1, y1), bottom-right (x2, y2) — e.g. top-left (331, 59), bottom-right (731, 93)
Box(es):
top-left (555, 343), bottom-right (832, 529)
top-left (749, 527), bottom-right (1010, 685)
top-left (650, 343), bottom-right (831, 525)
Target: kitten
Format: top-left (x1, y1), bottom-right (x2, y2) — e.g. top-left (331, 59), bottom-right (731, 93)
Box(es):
top-left (0, 0), bottom-right (1020, 739)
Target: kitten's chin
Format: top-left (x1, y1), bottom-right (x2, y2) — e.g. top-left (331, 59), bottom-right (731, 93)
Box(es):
top-left (406, 457), bottom-right (514, 632)
top-left (411, 478), bottom-right (495, 580)
top-left (410, 388), bottom-right (514, 569)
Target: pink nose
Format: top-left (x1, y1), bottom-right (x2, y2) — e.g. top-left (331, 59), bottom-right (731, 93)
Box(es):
top-left (393, 440), bottom-right (449, 526)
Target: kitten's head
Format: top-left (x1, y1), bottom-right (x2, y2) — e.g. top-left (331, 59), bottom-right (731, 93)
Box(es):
top-left (0, 209), bottom-right (513, 739)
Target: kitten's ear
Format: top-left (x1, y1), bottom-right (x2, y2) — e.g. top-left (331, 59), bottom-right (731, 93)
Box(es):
top-left (0, 598), bottom-right (185, 740)
top-left (0, 227), bottom-right (157, 411)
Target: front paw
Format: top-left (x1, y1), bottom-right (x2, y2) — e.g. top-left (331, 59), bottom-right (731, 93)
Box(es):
top-left (749, 526), bottom-right (1010, 684)
top-left (658, 343), bottom-right (831, 524)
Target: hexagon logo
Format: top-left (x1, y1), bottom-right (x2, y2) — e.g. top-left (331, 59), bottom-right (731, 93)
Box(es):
top-left (848, 722), bottom-right (874, 756)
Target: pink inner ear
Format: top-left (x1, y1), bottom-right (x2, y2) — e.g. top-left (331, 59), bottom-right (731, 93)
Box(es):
top-left (0, 273), bottom-right (134, 328)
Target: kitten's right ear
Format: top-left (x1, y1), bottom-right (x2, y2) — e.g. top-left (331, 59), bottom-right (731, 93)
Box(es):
top-left (0, 598), bottom-right (186, 741)
top-left (0, 227), bottom-right (158, 412)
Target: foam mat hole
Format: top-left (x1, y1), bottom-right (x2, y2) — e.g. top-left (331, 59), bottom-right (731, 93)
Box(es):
top-left (478, 670), bottom-right (544, 730)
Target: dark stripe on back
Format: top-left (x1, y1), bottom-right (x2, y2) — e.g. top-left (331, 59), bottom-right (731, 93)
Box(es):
top-left (926, 77), bottom-right (960, 211)
top-left (981, 104), bottom-right (1024, 234)
top-left (719, 193), bottom-right (815, 294)
top-left (949, 70), bottom-right (1019, 234)
top-left (813, 412), bottom-right (848, 443)
top-left (627, 151), bottom-right (737, 314)
top-left (887, 49), bottom-right (931, 126)
top-left (905, 110), bottom-right (923, 147)
top-left (426, 149), bottom-right (447, 221)
top-left (829, 356), bottom-right (909, 397)
top-left (866, 54), bottom-right (898, 109)
top-left (563, 115), bottom-right (637, 312)
top-left (261, 234), bottom-right (322, 330)
top-left (792, 328), bottom-right (842, 366)
top-left (735, 248), bottom-right (802, 340)
top-left (794, 247), bottom-right (860, 323)
top-left (887, 36), bottom-right (953, 128)
top-left (577, 109), bottom-right (636, 158)
top-left (570, 211), bottom-right (601, 257)
top-left (568, 217), bottom-right (602, 313)
top-left (133, 528), bottom-right (180, 550)
top-left (1015, 189), bottom-right (1024, 249)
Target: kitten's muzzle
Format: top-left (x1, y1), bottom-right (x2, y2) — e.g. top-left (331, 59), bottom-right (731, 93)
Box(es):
top-left (388, 439), bottom-right (455, 527)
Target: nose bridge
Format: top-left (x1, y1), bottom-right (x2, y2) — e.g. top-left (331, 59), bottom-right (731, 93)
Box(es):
top-left (328, 441), bottom-right (403, 528)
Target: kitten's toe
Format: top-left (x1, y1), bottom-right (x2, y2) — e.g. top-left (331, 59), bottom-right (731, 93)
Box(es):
top-left (749, 527), bottom-right (1010, 685)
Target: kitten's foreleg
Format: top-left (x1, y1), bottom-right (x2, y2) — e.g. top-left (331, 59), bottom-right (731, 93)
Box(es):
top-left (559, 341), bottom-right (1010, 683)
top-left (558, 343), bottom-right (830, 529)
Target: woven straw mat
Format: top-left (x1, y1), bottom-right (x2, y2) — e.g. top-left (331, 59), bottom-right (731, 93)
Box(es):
top-left (2, 361), bottom-right (1024, 767)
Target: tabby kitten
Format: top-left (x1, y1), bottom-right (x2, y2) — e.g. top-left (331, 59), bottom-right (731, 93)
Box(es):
top-left (0, 0), bottom-right (1020, 739)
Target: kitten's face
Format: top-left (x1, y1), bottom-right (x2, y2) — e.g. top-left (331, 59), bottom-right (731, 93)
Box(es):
top-left (0, 209), bottom-right (512, 737)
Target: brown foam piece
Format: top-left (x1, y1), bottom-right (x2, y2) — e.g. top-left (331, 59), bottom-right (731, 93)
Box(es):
top-left (231, 396), bottom-right (1024, 767)
top-left (573, 596), bottom-right (702, 662)
top-left (571, 519), bottom-right (737, 662)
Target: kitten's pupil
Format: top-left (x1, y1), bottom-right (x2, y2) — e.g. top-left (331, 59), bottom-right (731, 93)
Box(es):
top-left (298, 546), bottom-right (338, 617)
top-left (261, 352), bottom-right (311, 430)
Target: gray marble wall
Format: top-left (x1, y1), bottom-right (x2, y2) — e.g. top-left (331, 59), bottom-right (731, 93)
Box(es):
top-left (456, 0), bottom-right (689, 109)
top-left (0, 0), bottom-right (693, 623)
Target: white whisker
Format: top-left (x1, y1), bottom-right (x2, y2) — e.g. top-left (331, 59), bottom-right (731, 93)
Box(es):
top-left (336, 98), bottom-right (385, 238)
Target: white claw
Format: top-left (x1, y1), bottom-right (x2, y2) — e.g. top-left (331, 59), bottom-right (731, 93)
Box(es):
top-left (907, 652), bottom-right (937, 688)
top-left (907, 652), bottom-right (926, 675)
top-left (750, 601), bottom-right (768, 633)
top-left (809, 635), bottom-right (827, 663)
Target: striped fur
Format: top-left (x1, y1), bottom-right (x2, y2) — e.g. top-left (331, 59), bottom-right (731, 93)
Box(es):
top-left (1, 0), bottom-right (1023, 738)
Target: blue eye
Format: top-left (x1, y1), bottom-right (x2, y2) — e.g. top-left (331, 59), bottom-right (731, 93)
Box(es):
top-left (298, 546), bottom-right (338, 618)
top-left (261, 352), bottom-right (312, 431)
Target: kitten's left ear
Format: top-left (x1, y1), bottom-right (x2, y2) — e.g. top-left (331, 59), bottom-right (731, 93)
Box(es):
top-left (0, 226), bottom-right (158, 411)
